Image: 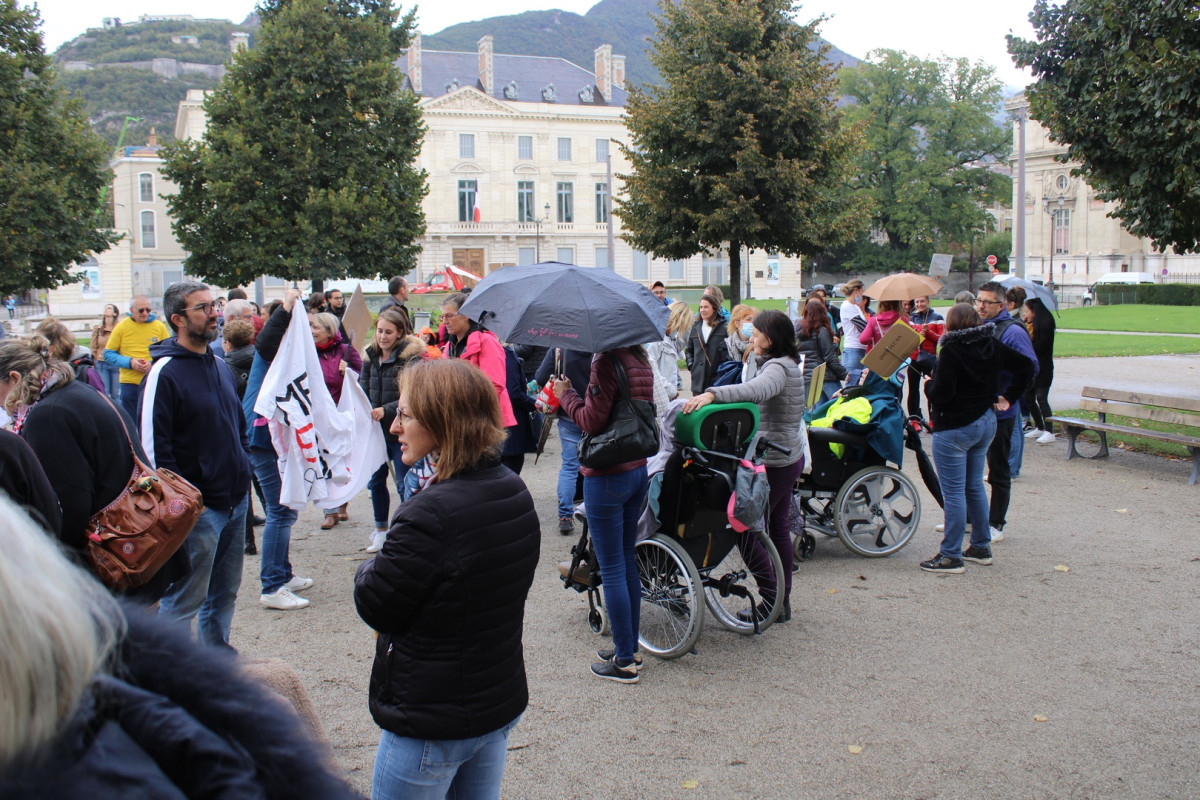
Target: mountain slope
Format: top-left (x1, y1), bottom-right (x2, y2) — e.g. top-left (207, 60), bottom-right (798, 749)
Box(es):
top-left (422, 0), bottom-right (859, 88)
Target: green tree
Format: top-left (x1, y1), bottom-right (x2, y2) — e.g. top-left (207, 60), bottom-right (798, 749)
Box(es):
top-left (0, 0), bottom-right (118, 296)
top-left (838, 50), bottom-right (1010, 271)
top-left (161, 0), bottom-right (427, 287)
top-left (617, 0), bottom-right (866, 306)
top-left (1008, 0), bottom-right (1200, 253)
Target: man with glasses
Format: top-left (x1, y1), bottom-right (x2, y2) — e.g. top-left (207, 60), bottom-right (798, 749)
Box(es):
top-left (103, 294), bottom-right (171, 421)
top-left (142, 281), bottom-right (253, 648)
top-left (974, 282), bottom-right (1038, 544)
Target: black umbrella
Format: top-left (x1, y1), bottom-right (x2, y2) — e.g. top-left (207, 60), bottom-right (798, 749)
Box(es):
top-left (458, 262), bottom-right (669, 352)
top-left (904, 415), bottom-right (944, 509)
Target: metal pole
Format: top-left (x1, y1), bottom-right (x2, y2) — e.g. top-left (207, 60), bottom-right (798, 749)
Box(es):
top-left (605, 152), bottom-right (615, 269)
top-left (1014, 106), bottom-right (1027, 279)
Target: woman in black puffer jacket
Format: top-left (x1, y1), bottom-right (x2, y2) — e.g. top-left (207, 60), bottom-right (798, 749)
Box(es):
top-left (358, 308), bottom-right (426, 553)
top-left (355, 359), bottom-right (539, 800)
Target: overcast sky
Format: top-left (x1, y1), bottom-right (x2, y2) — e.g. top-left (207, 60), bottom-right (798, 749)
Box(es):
top-left (28, 0), bottom-right (1038, 88)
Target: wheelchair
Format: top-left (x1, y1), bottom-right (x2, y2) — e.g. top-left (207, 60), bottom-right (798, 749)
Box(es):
top-left (560, 401), bottom-right (786, 660)
top-left (792, 371), bottom-right (922, 560)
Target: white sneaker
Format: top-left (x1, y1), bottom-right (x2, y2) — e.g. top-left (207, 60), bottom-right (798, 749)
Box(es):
top-left (284, 575), bottom-right (313, 593)
top-left (366, 529), bottom-right (387, 554)
top-left (1025, 428), bottom-right (1042, 439)
top-left (935, 523), bottom-right (945, 533)
top-left (1036, 431), bottom-right (1056, 444)
top-left (990, 526), bottom-right (1005, 543)
top-left (260, 587), bottom-right (310, 610)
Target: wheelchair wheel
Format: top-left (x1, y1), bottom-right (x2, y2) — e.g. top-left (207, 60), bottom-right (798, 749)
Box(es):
top-left (703, 528), bottom-right (785, 634)
top-left (587, 586), bottom-right (610, 636)
top-left (793, 531), bottom-right (816, 562)
top-left (834, 466), bottom-right (921, 557)
top-left (635, 535), bottom-right (703, 660)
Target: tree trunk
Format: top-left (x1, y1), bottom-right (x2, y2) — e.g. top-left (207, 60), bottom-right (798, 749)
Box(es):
top-left (728, 242), bottom-right (742, 306)
top-left (311, 278), bottom-right (324, 295)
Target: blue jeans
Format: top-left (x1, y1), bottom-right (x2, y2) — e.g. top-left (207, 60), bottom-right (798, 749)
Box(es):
top-left (841, 347), bottom-right (865, 385)
top-left (1008, 401), bottom-right (1025, 479)
top-left (96, 359), bottom-right (120, 400)
top-left (932, 413), bottom-right (996, 559)
top-left (250, 447), bottom-right (299, 594)
top-left (368, 440), bottom-right (409, 529)
top-left (372, 716), bottom-right (520, 800)
top-left (119, 381), bottom-right (142, 422)
top-left (584, 466), bottom-right (648, 664)
top-left (160, 494), bottom-right (249, 647)
top-left (556, 418), bottom-right (583, 519)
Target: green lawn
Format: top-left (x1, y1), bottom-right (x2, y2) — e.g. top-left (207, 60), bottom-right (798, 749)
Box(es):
top-left (1054, 305), bottom-right (1200, 334)
top-left (1054, 333), bottom-right (1200, 358)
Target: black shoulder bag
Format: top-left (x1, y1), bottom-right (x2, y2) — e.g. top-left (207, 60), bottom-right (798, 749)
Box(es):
top-left (578, 354), bottom-right (660, 470)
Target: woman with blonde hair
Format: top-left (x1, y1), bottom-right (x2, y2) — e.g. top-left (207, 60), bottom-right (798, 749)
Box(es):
top-left (647, 301), bottom-right (691, 409)
top-left (35, 318), bottom-right (103, 392)
top-left (0, 494), bottom-right (358, 797)
top-left (356, 359), bottom-right (539, 799)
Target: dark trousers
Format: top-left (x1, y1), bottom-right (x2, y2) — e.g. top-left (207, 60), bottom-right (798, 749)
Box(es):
top-left (986, 415), bottom-right (1015, 530)
top-left (119, 382), bottom-right (142, 423)
top-left (1028, 383), bottom-right (1054, 432)
top-left (905, 353), bottom-right (936, 419)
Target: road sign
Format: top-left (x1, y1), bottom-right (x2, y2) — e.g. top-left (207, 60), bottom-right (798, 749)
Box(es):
top-left (986, 254), bottom-right (998, 267)
top-left (1061, 263), bottom-right (1067, 272)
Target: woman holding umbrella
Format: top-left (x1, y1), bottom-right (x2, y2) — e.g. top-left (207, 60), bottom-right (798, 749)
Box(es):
top-left (555, 347), bottom-right (656, 684)
top-left (1023, 297), bottom-right (1058, 444)
top-left (685, 294), bottom-right (730, 394)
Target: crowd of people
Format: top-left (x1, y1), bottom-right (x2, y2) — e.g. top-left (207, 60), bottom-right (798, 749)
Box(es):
top-left (0, 272), bottom-right (1057, 796)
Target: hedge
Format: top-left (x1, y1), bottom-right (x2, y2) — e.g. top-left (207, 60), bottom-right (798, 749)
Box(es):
top-left (1095, 283), bottom-right (1200, 306)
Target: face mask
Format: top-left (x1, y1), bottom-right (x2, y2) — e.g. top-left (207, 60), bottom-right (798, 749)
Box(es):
top-left (741, 323), bottom-right (754, 338)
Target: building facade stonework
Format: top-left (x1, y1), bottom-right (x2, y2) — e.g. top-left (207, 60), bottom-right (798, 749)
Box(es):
top-left (1006, 94), bottom-right (1199, 296)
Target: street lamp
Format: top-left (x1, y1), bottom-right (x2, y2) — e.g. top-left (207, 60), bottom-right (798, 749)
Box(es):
top-left (534, 201), bottom-right (551, 262)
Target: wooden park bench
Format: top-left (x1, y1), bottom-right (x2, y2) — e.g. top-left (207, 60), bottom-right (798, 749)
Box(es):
top-left (1049, 387), bottom-right (1200, 485)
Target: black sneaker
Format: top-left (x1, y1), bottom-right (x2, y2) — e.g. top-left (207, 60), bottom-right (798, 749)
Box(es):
top-left (558, 516), bottom-right (574, 535)
top-left (962, 545), bottom-right (994, 565)
top-left (596, 648), bottom-right (643, 671)
top-left (920, 554), bottom-right (965, 574)
top-left (590, 659), bottom-right (639, 683)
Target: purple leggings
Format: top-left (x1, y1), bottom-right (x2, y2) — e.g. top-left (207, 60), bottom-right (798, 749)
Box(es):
top-left (759, 458), bottom-right (804, 602)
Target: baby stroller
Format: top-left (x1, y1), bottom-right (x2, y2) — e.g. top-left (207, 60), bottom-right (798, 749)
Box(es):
top-left (561, 401), bottom-right (787, 660)
top-left (793, 370), bottom-right (923, 560)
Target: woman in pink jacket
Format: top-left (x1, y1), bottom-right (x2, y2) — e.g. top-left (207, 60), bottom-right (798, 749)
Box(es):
top-left (440, 293), bottom-right (516, 427)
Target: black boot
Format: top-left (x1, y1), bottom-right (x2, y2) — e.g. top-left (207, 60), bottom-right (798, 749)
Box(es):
top-left (244, 527), bottom-right (257, 555)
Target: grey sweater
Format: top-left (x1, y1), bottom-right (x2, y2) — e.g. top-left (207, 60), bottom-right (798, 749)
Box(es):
top-left (708, 356), bottom-right (805, 467)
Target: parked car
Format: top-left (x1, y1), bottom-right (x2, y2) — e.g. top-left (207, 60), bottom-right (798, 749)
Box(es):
top-left (1082, 271), bottom-right (1156, 306)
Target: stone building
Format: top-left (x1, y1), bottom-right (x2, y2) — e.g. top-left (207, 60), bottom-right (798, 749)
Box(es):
top-left (1006, 93), bottom-right (1199, 297)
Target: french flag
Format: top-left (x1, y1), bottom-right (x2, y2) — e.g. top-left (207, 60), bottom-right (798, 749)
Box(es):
top-left (473, 195), bottom-right (481, 223)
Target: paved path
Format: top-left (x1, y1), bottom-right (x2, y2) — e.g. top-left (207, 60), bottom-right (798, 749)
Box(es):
top-left (228, 353), bottom-right (1200, 800)
top-left (1049, 353), bottom-right (1200, 412)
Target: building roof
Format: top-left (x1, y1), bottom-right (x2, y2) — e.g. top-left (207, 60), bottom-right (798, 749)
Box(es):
top-left (401, 49), bottom-right (627, 107)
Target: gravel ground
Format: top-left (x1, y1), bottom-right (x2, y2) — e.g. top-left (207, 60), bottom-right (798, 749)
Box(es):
top-left (229, 355), bottom-right (1200, 799)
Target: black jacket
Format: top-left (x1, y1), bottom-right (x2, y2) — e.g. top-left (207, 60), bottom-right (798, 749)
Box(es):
top-left (796, 325), bottom-right (848, 385)
top-left (145, 338), bottom-right (251, 510)
top-left (358, 336), bottom-right (425, 442)
top-left (225, 343), bottom-right (256, 399)
top-left (20, 380), bottom-right (139, 552)
top-left (685, 318), bottom-right (731, 394)
top-left (0, 605), bottom-right (358, 800)
top-left (503, 346), bottom-right (538, 456)
top-left (0, 428), bottom-right (62, 535)
top-left (926, 324), bottom-right (1035, 432)
top-left (354, 460), bottom-right (540, 740)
